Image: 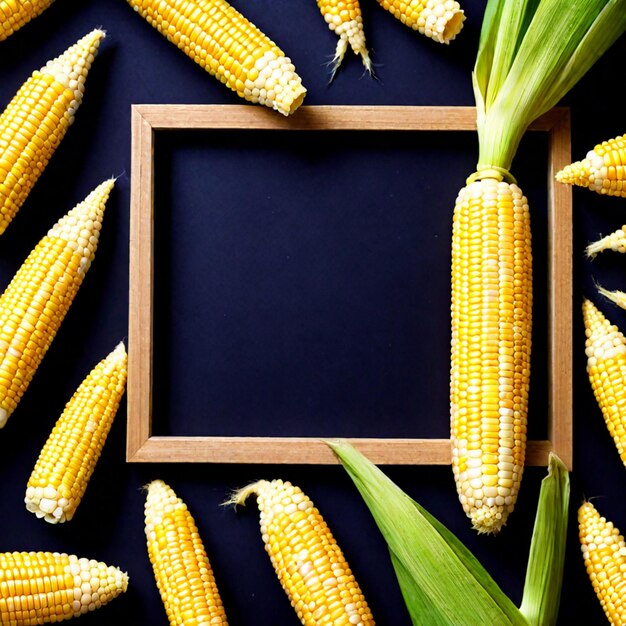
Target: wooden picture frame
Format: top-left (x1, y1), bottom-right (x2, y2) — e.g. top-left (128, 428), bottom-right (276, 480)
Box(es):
top-left (127, 104), bottom-right (572, 467)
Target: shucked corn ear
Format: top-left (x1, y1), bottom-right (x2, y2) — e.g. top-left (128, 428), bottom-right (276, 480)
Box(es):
top-left (451, 173), bottom-right (531, 533)
top-left (0, 551), bottom-right (128, 624)
top-left (25, 343), bottom-right (128, 524)
top-left (556, 133), bottom-right (626, 198)
top-left (227, 479), bottom-right (374, 626)
top-left (375, 0), bottom-right (465, 44)
top-left (316, 0), bottom-right (372, 79)
top-left (583, 298), bottom-right (626, 466)
top-left (579, 501), bottom-right (626, 625)
top-left (0, 29), bottom-right (104, 235)
top-left (586, 225), bottom-right (626, 258)
top-left (0, 0), bottom-right (55, 41)
top-left (145, 480), bottom-right (228, 625)
top-left (126, 0), bottom-right (306, 116)
top-left (0, 178), bottom-right (113, 429)
top-left (448, 0), bottom-right (625, 534)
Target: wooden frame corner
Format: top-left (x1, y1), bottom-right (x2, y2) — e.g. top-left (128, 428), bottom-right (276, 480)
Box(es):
top-left (127, 105), bottom-right (572, 467)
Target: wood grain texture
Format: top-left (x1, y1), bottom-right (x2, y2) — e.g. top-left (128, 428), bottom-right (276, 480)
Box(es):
top-left (547, 109), bottom-right (573, 469)
top-left (127, 105), bottom-right (572, 466)
top-left (132, 104), bottom-right (564, 132)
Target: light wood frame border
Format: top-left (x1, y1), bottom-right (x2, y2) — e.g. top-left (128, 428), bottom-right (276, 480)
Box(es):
top-left (127, 104), bottom-right (572, 467)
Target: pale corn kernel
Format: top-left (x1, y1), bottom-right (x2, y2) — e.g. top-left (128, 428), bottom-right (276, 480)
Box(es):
top-left (0, 551), bottom-right (127, 623)
top-left (451, 177), bottom-right (530, 534)
top-left (557, 134), bottom-right (626, 199)
top-left (586, 225), bottom-right (626, 258)
top-left (0, 179), bottom-right (113, 427)
top-left (0, 30), bottom-right (104, 235)
top-left (579, 502), bottom-right (626, 625)
top-left (376, 0), bottom-right (465, 43)
top-left (227, 479), bottom-right (374, 625)
top-left (583, 299), bottom-right (626, 466)
top-left (316, 0), bottom-right (372, 78)
top-left (126, 0), bottom-right (305, 116)
top-left (24, 343), bottom-right (127, 524)
top-left (145, 480), bottom-right (228, 625)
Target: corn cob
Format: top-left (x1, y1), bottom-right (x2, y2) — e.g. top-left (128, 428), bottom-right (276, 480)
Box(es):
top-left (375, 0), bottom-right (465, 44)
top-left (579, 501), bottom-right (626, 625)
top-left (0, 178), bottom-right (113, 430)
top-left (0, 0), bottom-right (55, 41)
top-left (449, 0), bottom-right (626, 534)
top-left (586, 225), bottom-right (626, 258)
top-left (24, 343), bottom-right (127, 524)
top-left (583, 298), bottom-right (626, 466)
top-left (126, 0), bottom-right (306, 116)
top-left (316, 0), bottom-right (372, 79)
top-left (228, 479), bottom-right (374, 626)
top-left (0, 29), bottom-right (104, 235)
top-left (145, 480), bottom-right (228, 625)
top-left (556, 133), bottom-right (626, 198)
top-left (451, 172), bottom-right (531, 533)
top-left (0, 551), bottom-right (128, 624)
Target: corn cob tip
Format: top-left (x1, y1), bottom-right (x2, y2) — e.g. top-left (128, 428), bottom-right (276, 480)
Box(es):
top-left (585, 241), bottom-right (600, 259)
top-left (327, 42), bottom-right (374, 82)
top-left (586, 226), bottom-right (626, 259)
top-left (0, 552), bottom-right (128, 622)
top-left (38, 29), bottom-right (105, 124)
top-left (557, 133), bottom-right (626, 197)
top-left (595, 284), bottom-right (626, 311)
top-left (223, 480), bottom-right (266, 508)
top-left (319, 4), bottom-right (374, 81)
top-left (555, 159), bottom-right (588, 186)
top-left (49, 177), bottom-right (114, 258)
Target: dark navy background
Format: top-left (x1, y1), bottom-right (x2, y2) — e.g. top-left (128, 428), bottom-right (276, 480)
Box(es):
top-left (0, 1), bottom-right (623, 623)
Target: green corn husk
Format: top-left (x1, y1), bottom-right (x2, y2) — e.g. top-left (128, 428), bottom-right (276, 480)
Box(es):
top-left (519, 453), bottom-right (569, 625)
top-left (328, 441), bottom-right (569, 626)
top-left (474, 0), bottom-right (626, 171)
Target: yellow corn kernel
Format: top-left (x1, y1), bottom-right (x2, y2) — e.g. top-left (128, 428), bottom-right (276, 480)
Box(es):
top-left (0, 0), bottom-right (54, 41)
top-left (126, 0), bottom-right (306, 115)
top-left (451, 175), bottom-right (531, 533)
top-left (227, 479), bottom-right (374, 626)
top-left (316, 0), bottom-right (372, 79)
top-left (145, 480), bottom-right (228, 625)
top-left (583, 299), bottom-right (626, 466)
top-left (0, 178), bottom-right (114, 429)
top-left (0, 551), bottom-right (128, 624)
top-left (0, 30), bottom-right (104, 235)
top-left (25, 343), bottom-right (127, 523)
top-left (579, 501), bottom-right (626, 625)
top-left (375, 0), bottom-right (465, 43)
top-left (556, 133), bottom-right (626, 198)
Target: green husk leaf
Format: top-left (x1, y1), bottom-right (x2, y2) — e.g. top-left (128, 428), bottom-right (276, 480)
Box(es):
top-left (390, 551), bottom-right (452, 625)
top-left (475, 0), bottom-right (539, 111)
top-left (327, 440), bottom-right (529, 626)
top-left (519, 453), bottom-right (570, 626)
top-left (474, 0), bottom-right (626, 170)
